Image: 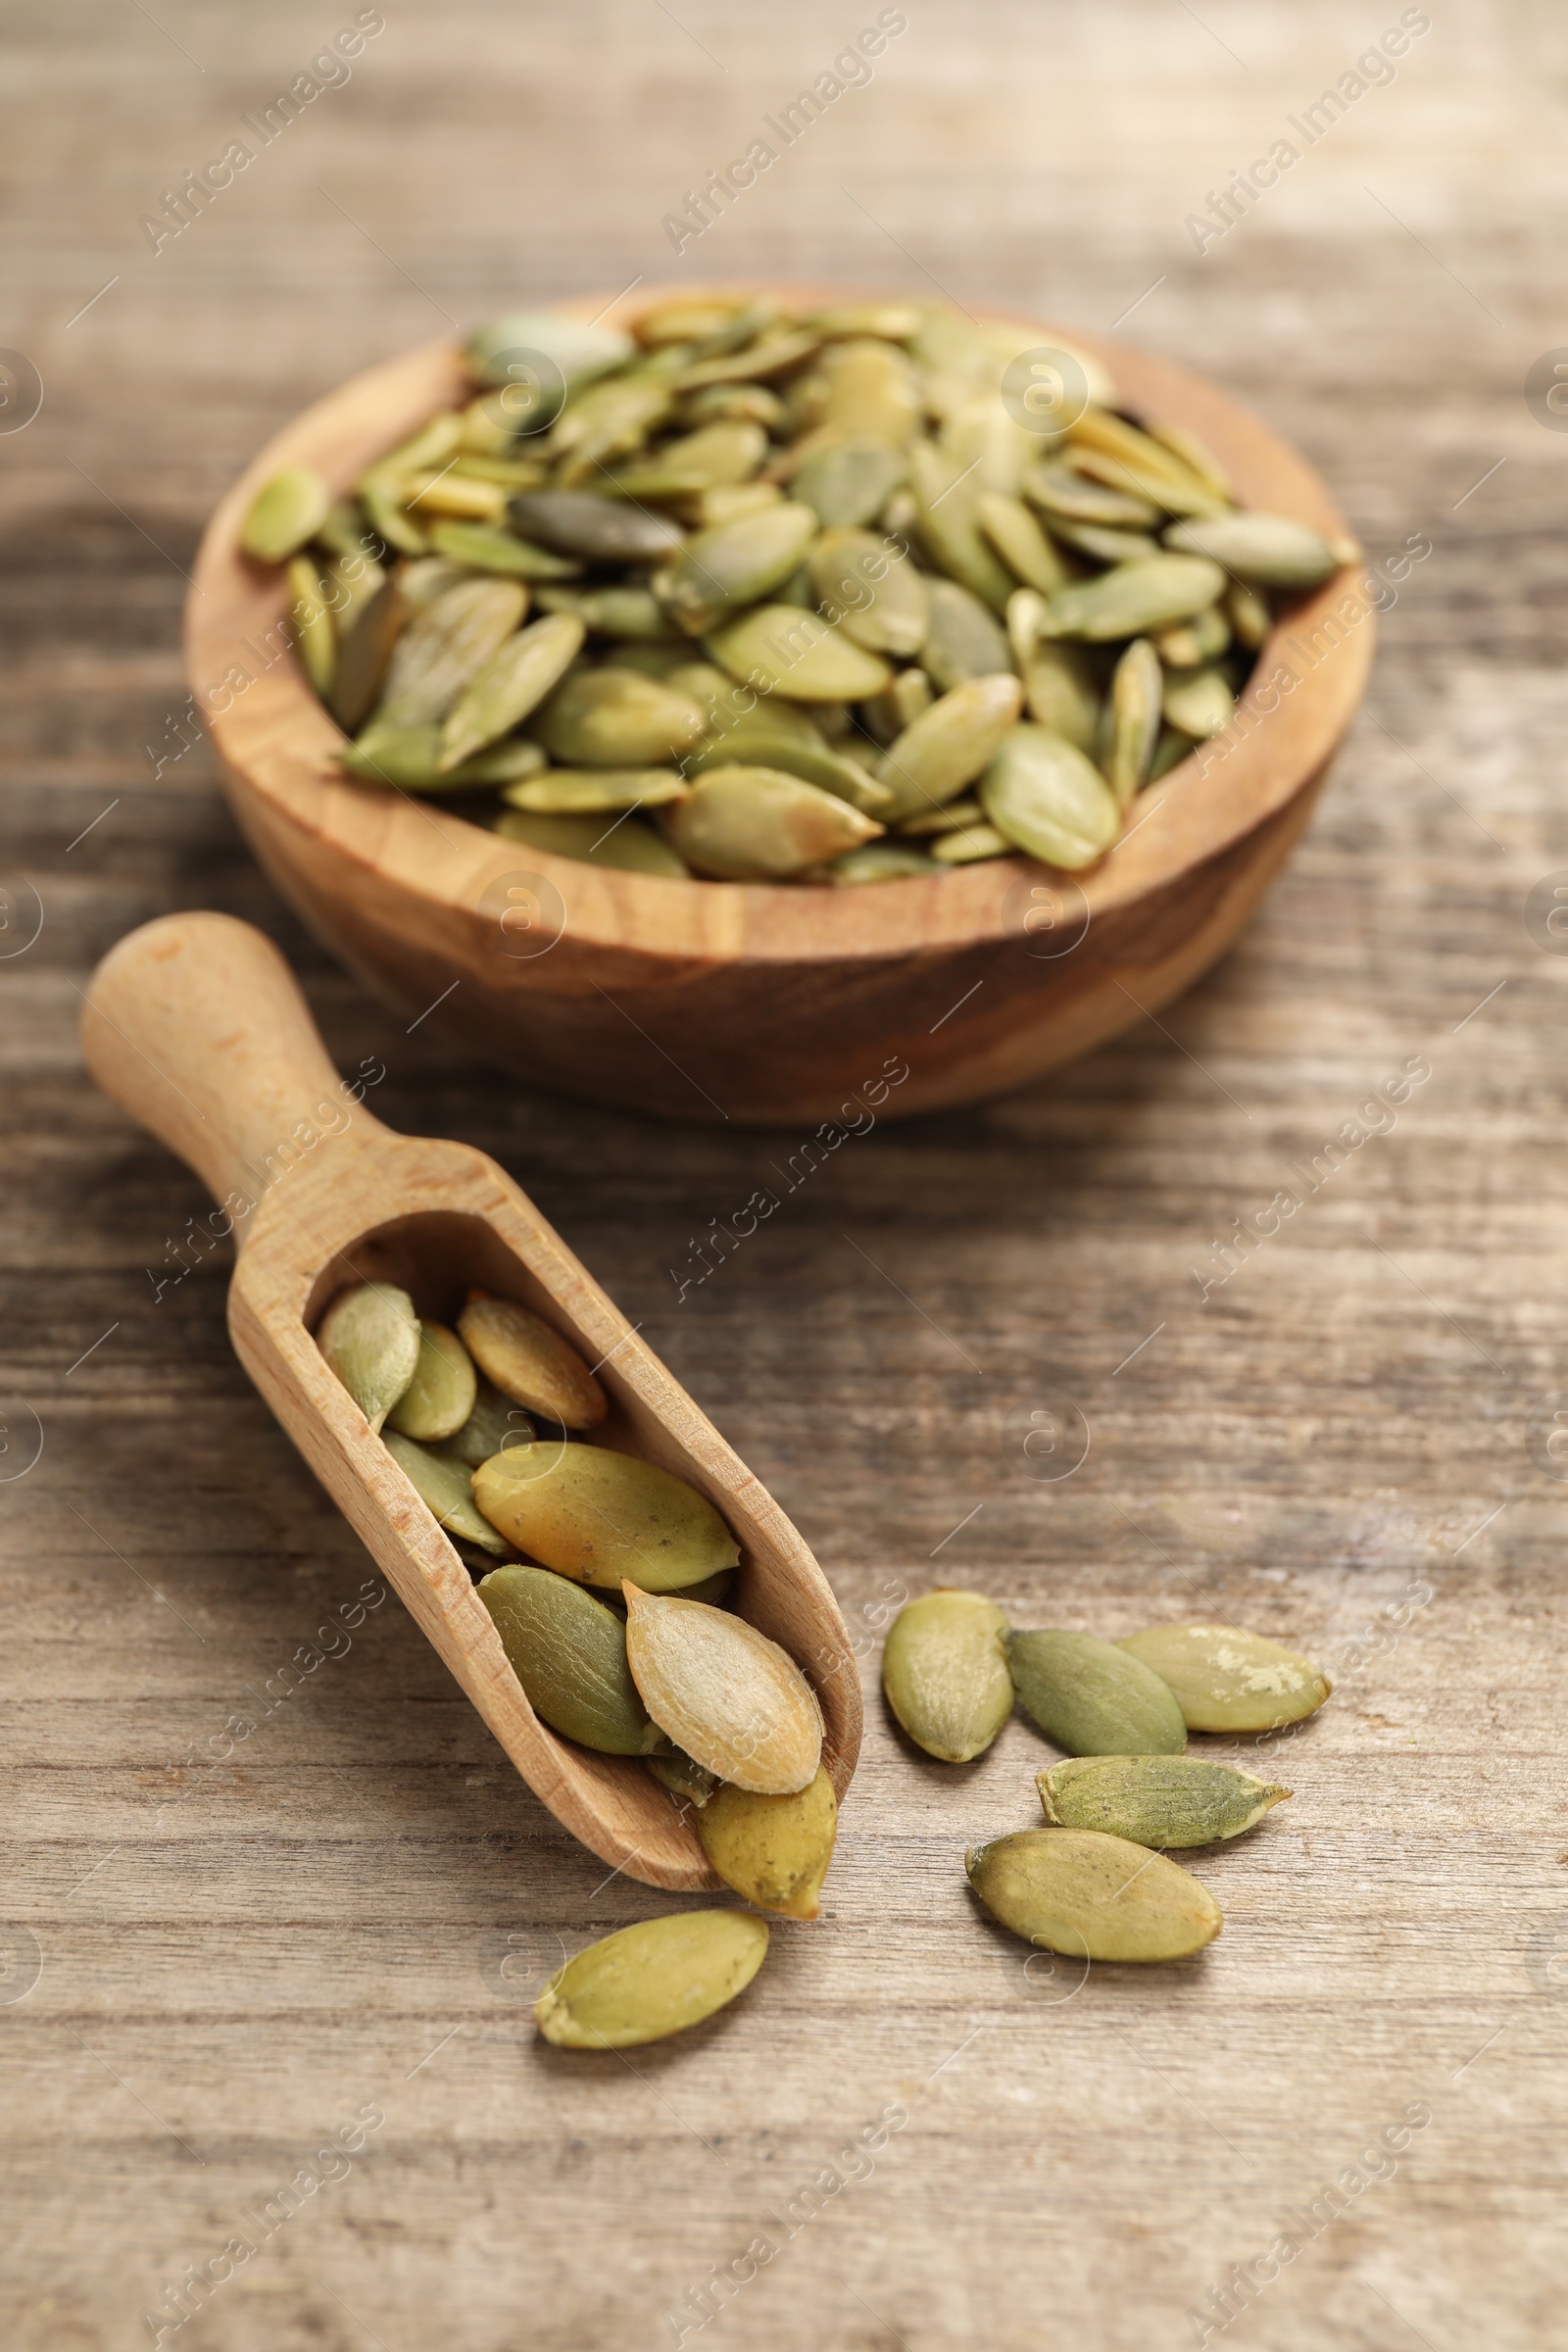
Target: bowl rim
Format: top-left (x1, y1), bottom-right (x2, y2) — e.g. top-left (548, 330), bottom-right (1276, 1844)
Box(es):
top-left (187, 279), bottom-right (1375, 969)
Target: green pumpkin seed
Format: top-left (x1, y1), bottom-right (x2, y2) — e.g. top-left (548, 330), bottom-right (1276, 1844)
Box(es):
top-left (341, 719), bottom-right (547, 793)
top-left (1049, 520), bottom-right (1163, 567)
top-left (613, 418), bottom-right (768, 495)
top-left (622, 1584), bottom-right (821, 1793)
top-left (966, 1829), bottom-right (1222, 1962)
top-left (875, 674), bottom-right (1024, 820)
top-left (532, 666), bottom-right (708, 766)
top-left (457, 1290), bottom-right (606, 1428)
top-left (494, 808), bottom-right (691, 875)
top-left (1020, 461), bottom-right (1162, 531)
top-left (424, 519), bottom-right (581, 579)
top-left (398, 557), bottom-right (467, 611)
top-left (503, 767), bottom-right (688, 814)
top-left (1160, 663), bottom-right (1235, 741)
top-left (466, 310), bottom-right (633, 395)
top-left (908, 442), bottom-right (1015, 613)
top-left (241, 464), bottom-right (331, 564)
top-left (1164, 513), bottom-right (1344, 588)
top-left (979, 725), bottom-right (1121, 868)
top-left (1148, 725), bottom-right (1196, 783)
top-left (318, 1281), bottom-right (419, 1433)
top-left (313, 499), bottom-right (378, 562)
top-left (405, 470), bottom-right (510, 523)
top-left (635, 297), bottom-right (751, 346)
top-left (358, 473), bottom-right (426, 557)
top-left (1152, 604), bottom-right (1231, 668)
top-left (478, 1564), bottom-right (658, 1754)
top-left (674, 327), bottom-right (822, 393)
top-left (1148, 420), bottom-right (1231, 501)
top-left (1103, 638), bottom-right (1163, 808)
top-left (386, 1320), bottom-right (477, 1442)
top-left (661, 503), bottom-right (818, 635)
top-left (1039, 555), bottom-right (1229, 643)
top-left (804, 336), bottom-right (922, 448)
top-left (435, 1375), bottom-right (535, 1469)
top-left (930, 821), bottom-right (1009, 865)
top-left (382, 1428), bottom-right (509, 1553)
top-left (661, 766), bottom-right (881, 879)
top-left (436, 612), bottom-right (587, 770)
top-left (1067, 412), bottom-right (1228, 517)
top-left (897, 797), bottom-right (982, 837)
top-left (1225, 579), bottom-right (1272, 649)
top-left (791, 438), bottom-right (908, 528)
top-left (474, 1446), bottom-right (739, 1593)
top-left (535, 1910), bottom-right (769, 2049)
top-left (807, 301), bottom-right (922, 341)
top-left (827, 841), bottom-right (937, 883)
top-left (921, 579), bottom-right (1013, 691)
top-left (647, 1747), bottom-right (720, 1806)
top-left (705, 606), bottom-right (892, 702)
top-left (678, 1567), bottom-right (735, 1608)
top-left (698, 1766), bottom-right (838, 1919)
top-left (686, 722), bottom-right (891, 817)
top-left (535, 584), bottom-right (678, 640)
top-left (1117, 1624), bottom-right (1332, 1733)
top-left (861, 665), bottom-right (933, 746)
top-left (1019, 643), bottom-right (1101, 752)
top-left (680, 382), bottom-right (786, 430)
top-left (882, 1590), bottom-right (1012, 1762)
top-left (1006, 1628), bottom-right (1187, 1755)
top-left (1037, 1754), bottom-right (1291, 1847)
top-left (939, 396), bottom-right (1037, 497)
top-left (380, 578), bottom-right (528, 726)
top-left (327, 575), bottom-right (406, 735)
top-left (509, 488), bottom-right (684, 564)
top-left (690, 483), bottom-right (783, 529)
top-left (286, 557), bottom-right (336, 698)
top-left (977, 491), bottom-right (1072, 594)
top-left (808, 528), bottom-right (929, 657)
top-left (547, 375), bottom-right (675, 482)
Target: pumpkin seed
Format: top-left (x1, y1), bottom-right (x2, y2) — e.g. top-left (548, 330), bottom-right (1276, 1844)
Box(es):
top-left (622, 1584), bottom-right (822, 1794)
top-left (940, 396), bottom-right (1037, 497)
top-left (661, 502), bottom-right (818, 635)
top-left (800, 336), bottom-right (922, 450)
top-left (791, 438), bottom-right (908, 528)
top-left (535, 584), bottom-right (676, 641)
top-left (466, 310), bottom-right (633, 397)
top-left (980, 726), bottom-right (1121, 869)
top-left (1151, 606), bottom-right (1231, 667)
top-left (1006, 1628), bottom-right (1188, 1754)
top-left (1039, 555), bottom-right (1229, 643)
top-left (705, 606), bottom-right (892, 702)
top-left (1037, 1754), bottom-right (1291, 1848)
top-left (612, 418), bottom-right (768, 496)
top-left (435, 1374), bottom-right (535, 1468)
top-left (494, 808), bottom-right (691, 875)
top-left (359, 474), bottom-right (426, 557)
top-left (861, 666), bottom-right (933, 746)
top-left (908, 441), bottom-right (1016, 612)
top-left (1117, 1624), bottom-right (1332, 1733)
top-left (808, 301), bottom-right (924, 341)
top-left (548, 375), bottom-right (674, 482)
top-left (398, 557), bottom-right (467, 610)
top-left (478, 1563), bottom-right (659, 1754)
top-left (1225, 579), bottom-right (1272, 649)
top-left (473, 1446), bottom-right (739, 1592)
top-left (966, 1829), bottom-right (1222, 1962)
top-left (661, 766), bottom-right (881, 880)
top-left (1049, 520), bottom-right (1163, 567)
top-left (457, 1290), bottom-right (606, 1428)
top-left (381, 578), bottom-right (528, 727)
top-left (674, 326), bottom-right (821, 392)
top-left (386, 1320), bottom-right (477, 1442)
top-left (977, 491), bottom-right (1073, 594)
top-left (1103, 638), bottom-right (1164, 807)
top-left (827, 841), bottom-right (937, 883)
top-left (241, 465), bottom-right (331, 564)
top-left (808, 528), bottom-right (929, 657)
top-left (648, 1747), bottom-right (719, 1806)
top-left (504, 767), bottom-right (688, 814)
top-left (405, 470), bottom-right (509, 524)
top-left (318, 1281), bottom-right (419, 1433)
top-left (532, 666), bottom-right (708, 766)
top-left (875, 674), bottom-right (1024, 820)
top-left (1067, 411), bottom-right (1228, 516)
top-left (1148, 725), bottom-right (1195, 783)
top-left (321, 548), bottom-right (388, 632)
top-left (1019, 643), bottom-right (1101, 752)
top-left (425, 519), bottom-right (581, 579)
top-left (1148, 420), bottom-right (1231, 500)
top-left (930, 820), bottom-right (1009, 865)
top-left (1160, 663), bottom-right (1235, 741)
top-left (286, 557), bottom-right (336, 698)
top-left (341, 719), bottom-right (547, 793)
top-left (382, 1427), bottom-right (509, 1553)
top-left (534, 1910), bottom-right (768, 2048)
top-left (699, 1766), bottom-right (838, 1919)
top-left (327, 576), bottom-right (406, 734)
top-left (921, 578), bottom-right (1013, 691)
top-left (1021, 462), bottom-right (1163, 532)
top-left (635, 298), bottom-right (751, 347)
top-left (686, 720), bottom-right (892, 818)
top-left (882, 1590), bottom-right (1012, 1761)
top-left (509, 488), bottom-right (684, 564)
top-left (436, 612), bottom-right (587, 771)
top-left (1165, 513), bottom-right (1344, 588)
top-left (690, 483), bottom-right (782, 529)
top-left (680, 382), bottom-right (786, 431)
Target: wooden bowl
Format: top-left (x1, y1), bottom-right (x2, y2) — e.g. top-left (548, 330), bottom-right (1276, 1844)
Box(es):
top-left (186, 283), bottom-right (1374, 1127)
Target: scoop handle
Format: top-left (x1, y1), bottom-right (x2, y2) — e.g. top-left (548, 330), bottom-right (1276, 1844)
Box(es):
top-left (80, 912), bottom-right (391, 1252)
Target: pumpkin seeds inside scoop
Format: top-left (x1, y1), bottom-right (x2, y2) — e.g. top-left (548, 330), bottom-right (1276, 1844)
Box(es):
top-left (457, 1290), bottom-right (606, 1427)
top-left (478, 1563), bottom-right (659, 1754)
top-left (318, 1281), bottom-right (419, 1433)
top-left (473, 1445), bottom-right (740, 1593)
top-left (382, 1427), bottom-right (509, 1554)
top-left (386, 1319), bottom-right (477, 1442)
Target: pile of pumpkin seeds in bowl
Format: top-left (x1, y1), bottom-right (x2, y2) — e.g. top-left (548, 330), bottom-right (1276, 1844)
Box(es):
top-left (317, 1277), bottom-right (838, 2044)
top-left (240, 293), bottom-right (1358, 884)
top-left (882, 1590), bottom-right (1330, 1963)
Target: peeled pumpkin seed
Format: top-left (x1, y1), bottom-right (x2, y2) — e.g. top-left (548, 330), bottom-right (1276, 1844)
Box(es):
top-left (1165, 513), bottom-right (1345, 589)
top-left (327, 577), bottom-right (407, 734)
top-left (457, 1290), bottom-right (606, 1428)
top-left (966, 1829), bottom-right (1222, 1962)
top-left (698, 1766), bottom-right (838, 1919)
top-left (648, 1748), bottom-right (719, 1805)
top-left (686, 721), bottom-right (892, 818)
top-left (1040, 555), bottom-right (1227, 643)
top-left (534, 1910), bottom-right (768, 2049)
top-left (681, 381), bottom-right (786, 430)
top-left (661, 766), bottom-right (881, 880)
top-left (286, 557), bottom-right (336, 698)
top-left (862, 666), bottom-right (933, 745)
top-left (473, 1446), bottom-right (739, 1592)
top-left (882, 1590), bottom-right (1012, 1762)
top-left (494, 808), bottom-right (690, 875)
top-left (908, 441), bottom-right (1016, 613)
top-left (533, 584), bottom-right (674, 640)
top-left (1225, 578), bottom-right (1272, 649)
top-left (1050, 520), bottom-right (1162, 567)
top-left (1118, 1623), bottom-right (1332, 1733)
top-left (791, 438), bottom-right (907, 528)
top-left (318, 1281), bottom-right (419, 1433)
top-left (705, 606), bottom-right (892, 703)
top-left (827, 841), bottom-right (937, 883)
top-left (1067, 411), bottom-right (1228, 517)
top-left (808, 301), bottom-right (924, 342)
top-left (381, 579), bottom-right (527, 727)
top-left (1020, 642), bottom-right (1101, 751)
top-left (386, 1320), bottom-right (477, 1443)
top-left (1021, 462), bottom-right (1163, 532)
top-left (436, 612), bottom-right (586, 770)
top-left (548, 374), bottom-right (674, 482)
top-left (613, 417), bottom-right (767, 494)
top-left (1148, 724), bottom-right (1196, 783)
top-left (797, 336), bottom-right (921, 451)
top-left (898, 797), bottom-right (983, 836)
top-left (241, 465), bottom-right (331, 564)
top-left (509, 488), bottom-right (684, 564)
top-left (383, 1427), bottom-right (509, 1553)
top-left (808, 528), bottom-right (929, 657)
top-left (692, 483), bottom-right (782, 528)
top-left (977, 491), bottom-right (1073, 595)
top-left (404, 469), bottom-right (508, 523)
top-left (478, 1564), bottom-right (658, 1754)
top-left (1149, 420), bottom-right (1231, 501)
top-left (1006, 1628), bottom-right (1188, 1755)
top-left (503, 767), bottom-right (688, 814)
top-left (661, 503), bottom-right (817, 635)
top-left (425, 519), bottom-right (581, 579)
top-left (532, 666), bottom-right (707, 767)
top-left (1160, 663), bottom-right (1235, 741)
top-left (1152, 605), bottom-right (1231, 669)
top-left (920, 578), bottom-right (1013, 691)
top-left (1103, 638), bottom-right (1164, 807)
top-left (930, 820), bottom-right (1008, 865)
top-left (622, 1584), bottom-right (821, 1793)
top-left (436, 1374), bottom-right (535, 1468)
top-left (342, 719), bottom-right (548, 793)
top-left (875, 674), bottom-right (1024, 820)
top-left (1038, 1754), bottom-right (1291, 1848)
top-left (466, 309), bottom-right (633, 397)
top-left (980, 726), bottom-right (1121, 869)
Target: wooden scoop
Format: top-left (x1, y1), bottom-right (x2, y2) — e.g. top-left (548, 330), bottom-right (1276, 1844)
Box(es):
top-left (80, 912), bottom-right (861, 1890)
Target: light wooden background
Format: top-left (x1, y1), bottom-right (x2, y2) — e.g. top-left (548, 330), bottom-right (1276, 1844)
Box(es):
top-left (4, 4), bottom-right (1567, 2347)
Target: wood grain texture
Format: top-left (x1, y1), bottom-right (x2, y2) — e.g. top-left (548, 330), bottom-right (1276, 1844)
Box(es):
top-left (3, 4), bottom-right (1567, 2348)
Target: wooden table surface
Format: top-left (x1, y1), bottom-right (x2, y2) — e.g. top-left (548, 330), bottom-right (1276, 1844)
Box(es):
top-left (4, 5), bottom-right (1565, 2347)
